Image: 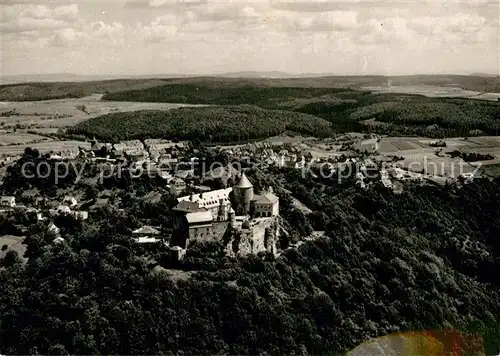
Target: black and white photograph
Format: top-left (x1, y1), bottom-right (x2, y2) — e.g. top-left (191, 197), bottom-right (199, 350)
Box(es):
top-left (0, 0), bottom-right (500, 355)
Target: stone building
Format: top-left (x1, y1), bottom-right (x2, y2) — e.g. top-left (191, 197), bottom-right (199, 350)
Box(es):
top-left (173, 188), bottom-right (234, 245)
top-left (176, 188), bottom-right (233, 221)
top-left (233, 173), bottom-right (279, 218)
top-left (233, 173), bottom-right (253, 214)
top-left (252, 187), bottom-right (279, 218)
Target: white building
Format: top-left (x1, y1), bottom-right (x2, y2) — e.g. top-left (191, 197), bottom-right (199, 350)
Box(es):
top-left (62, 196), bottom-right (78, 207)
top-left (132, 226), bottom-right (161, 236)
top-left (252, 187), bottom-right (280, 218)
top-left (48, 223), bottom-right (60, 236)
top-left (72, 211), bottom-right (88, 220)
top-left (177, 188), bottom-right (233, 221)
top-left (53, 236), bottom-right (65, 245)
top-left (169, 177), bottom-right (187, 196)
top-left (0, 196), bottom-right (15, 208)
top-left (353, 138), bottom-right (380, 154)
top-left (134, 237), bottom-right (162, 244)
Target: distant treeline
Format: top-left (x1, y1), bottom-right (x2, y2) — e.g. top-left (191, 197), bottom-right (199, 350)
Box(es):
top-left (101, 84), bottom-right (500, 138)
top-left (66, 105), bottom-right (335, 143)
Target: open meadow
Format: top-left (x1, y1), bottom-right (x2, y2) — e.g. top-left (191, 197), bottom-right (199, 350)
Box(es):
top-left (362, 85), bottom-right (500, 101)
top-left (378, 136), bottom-right (500, 177)
top-left (0, 94), bottom-right (208, 128)
top-left (0, 94), bottom-right (207, 156)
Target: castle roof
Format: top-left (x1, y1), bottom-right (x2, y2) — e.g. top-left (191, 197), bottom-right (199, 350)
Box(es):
top-left (177, 188), bottom-right (232, 205)
top-left (253, 192), bottom-right (279, 205)
top-left (186, 211), bottom-right (213, 224)
top-left (235, 173), bottom-right (253, 189)
top-left (173, 200), bottom-right (205, 213)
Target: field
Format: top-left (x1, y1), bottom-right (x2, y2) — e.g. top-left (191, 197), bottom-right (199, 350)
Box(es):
top-left (0, 140), bottom-right (91, 156)
top-left (377, 136), bottom-right (500, 177)
top-left (362, 85), bottom-right (500, 101)
top-left (0, 94), bottom-right (206, 157)
top-left (0, 235), bottom-right (27, 262)
top-left (0, 132), bottom-right (52, 146)
top-left (479, 163), bottom-right (500, 178)
top-left (0, 94), bottom-right (208, 128)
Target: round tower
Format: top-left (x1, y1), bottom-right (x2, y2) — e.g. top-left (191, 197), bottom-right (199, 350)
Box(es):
top-left (234, 173), bottom-right (253, 214)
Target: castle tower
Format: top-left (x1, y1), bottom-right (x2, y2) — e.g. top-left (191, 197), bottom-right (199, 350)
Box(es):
top-left (218, 198), bottom-right (228, 221)
top-left (234, 173), bottom-right (253, 214)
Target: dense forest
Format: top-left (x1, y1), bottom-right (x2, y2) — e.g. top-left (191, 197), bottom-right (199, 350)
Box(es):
top-left (66, 105), bottom-right (335, 143)
top-left (96, 82), bottom-right (500, 139)
top-left (2, 151), bottom-right (500, 354)
top-left (69, 89), bottom-right (500, 140)
top-left (1, 75), bottom-right (499, 101)
top-left (0, 79), bottom-right (170, 101)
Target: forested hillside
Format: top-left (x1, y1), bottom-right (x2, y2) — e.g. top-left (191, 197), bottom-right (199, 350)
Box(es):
top-left (66, 105), bottom-right (334, 143)
top-left (100, 83), bottom-right (500, 137)
top-left (1, 75), bottom-right (498, 101)
top-left (1, 154), bottom-right (500, 354)
top-left (0, 79), bottom-right (169, 101)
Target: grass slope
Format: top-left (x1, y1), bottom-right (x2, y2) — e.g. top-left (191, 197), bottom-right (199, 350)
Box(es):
top-left (67, 105), bottom-right (334, 143)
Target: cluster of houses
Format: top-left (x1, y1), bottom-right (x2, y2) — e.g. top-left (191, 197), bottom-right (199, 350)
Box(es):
top-left (216, 142), bottom-right (309, 170)
top-left (77, 138), bottom-right (194, 196)
top-left (82, 138), bottom-right (185, 166)
top-left (0, 195), bottom-right (89, 221)
top-left (0, 194), bottom-right (89, 245)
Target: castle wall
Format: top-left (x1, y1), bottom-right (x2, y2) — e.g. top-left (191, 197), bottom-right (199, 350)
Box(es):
top-left (226, 217), bottom-right (279, 258)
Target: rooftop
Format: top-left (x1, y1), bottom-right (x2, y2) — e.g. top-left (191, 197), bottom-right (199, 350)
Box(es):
top-left (253, 192), bottom-right (279, 205)
top-left (173, 200), bottom-right (205, 213)
top-left (134, 237), bottom-right (161, 244)
top-left (132, 226), bottom-right (161, 235)
top-left (235, 173), bottom-right (253, 189)
top-left (177, 188), bottom-right (233, 205)
top-left (186, 211), bottom-right (213, 224)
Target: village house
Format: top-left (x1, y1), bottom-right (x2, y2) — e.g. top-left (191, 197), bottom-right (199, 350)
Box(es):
top-left (47, 222), bottom-right (61, 236)
top-left (53, 236), bottom-right (65, 245)
top-left (62, 196), bottom-right (78, 208)
top-left (72, 211), bottom-right (89, 220)
top-left (168, 177), bottom-right (187, 196)
top-left (175, 169), bottom-right (195, 180)
top-left (169, 245), bottom-right (187, 261)
top-left (0, 196), bottom-right (15, 208)
top-left (157, 155), bottom-right (178, 167)
top-left (134, 236), bottom-right (162, 244)
top-left (26, 208), bottom-right (43, 221)
top-left (132, 226), bottom-right (162, 244)
top-left (353, 138), bottom-right (380, 153)
top-left (49, 205), bottom-right (72, 217)
top-left (132, 226), bottom-right (161, 236)
top-left (90, 138), bottom-right (113, 157)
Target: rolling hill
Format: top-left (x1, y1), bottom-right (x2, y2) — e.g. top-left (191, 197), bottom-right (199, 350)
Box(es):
top-left (66, 105), bottom-right (335, 143)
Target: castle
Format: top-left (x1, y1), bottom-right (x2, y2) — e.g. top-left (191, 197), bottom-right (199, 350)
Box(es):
top-left (172, 173), bottom-right (279, 249)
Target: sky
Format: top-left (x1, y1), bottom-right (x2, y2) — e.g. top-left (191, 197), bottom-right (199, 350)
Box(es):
top-left (1, 0), bottom-right (499, 76)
